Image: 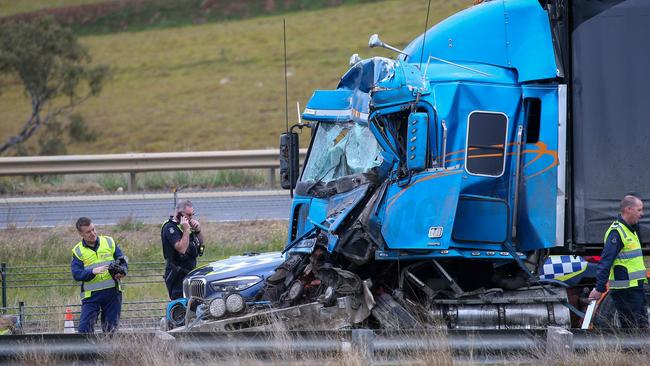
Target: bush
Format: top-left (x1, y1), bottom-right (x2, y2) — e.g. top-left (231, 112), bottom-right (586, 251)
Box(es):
top-left (67, 113), bottom-right (100, 143)
top-left (0, 177), bottom-right (18, 194)
top-left (97, 174), bottom-right (127, 191)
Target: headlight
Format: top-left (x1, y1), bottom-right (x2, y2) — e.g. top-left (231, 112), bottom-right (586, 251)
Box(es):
top-left (225, 293), bottom-right (245, 314)
top-left (210, 275), bottom-right (262, 292)
top-left (209, 298), bottom-right (227, 318)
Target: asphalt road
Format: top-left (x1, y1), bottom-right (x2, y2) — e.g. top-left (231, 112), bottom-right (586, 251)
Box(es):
top-left (0, 190), bottom-right (291, 228)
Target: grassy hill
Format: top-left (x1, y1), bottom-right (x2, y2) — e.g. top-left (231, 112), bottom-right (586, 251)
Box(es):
top-left (2, 0), bottom-right (382, 35)
top-left (0, 0), bottom-right (470, 155)
top-left (0, 0), bottom-right (104, 17)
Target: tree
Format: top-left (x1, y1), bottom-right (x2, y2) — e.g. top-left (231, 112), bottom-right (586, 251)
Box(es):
top-left (0, 17), bottom-right (109, 155)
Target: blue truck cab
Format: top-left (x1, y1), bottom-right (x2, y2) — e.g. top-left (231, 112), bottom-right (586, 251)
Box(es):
top-left (177, 0), bottom-right (650, 331)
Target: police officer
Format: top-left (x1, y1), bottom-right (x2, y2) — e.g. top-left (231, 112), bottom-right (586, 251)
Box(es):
top-left (71, 217), bottom-right (127, 333)
top-left (161, 200), bottom-right (205, 300)
top-left (589, 195), bottom-right (648, 328)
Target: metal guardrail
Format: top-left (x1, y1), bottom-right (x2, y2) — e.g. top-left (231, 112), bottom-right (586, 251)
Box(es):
top-left (0, 329), bottom-right (648, 363)
top-left (0, 149), bottom-right (307, 191)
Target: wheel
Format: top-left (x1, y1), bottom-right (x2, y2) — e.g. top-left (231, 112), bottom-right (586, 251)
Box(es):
top-left (168, 302), bottom-right (187, 329)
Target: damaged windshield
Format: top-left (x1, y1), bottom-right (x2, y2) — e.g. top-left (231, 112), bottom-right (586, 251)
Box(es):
top-left (301, 122), bottom-right (383, 183)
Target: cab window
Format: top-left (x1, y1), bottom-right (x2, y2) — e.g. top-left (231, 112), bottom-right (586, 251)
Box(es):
top-left (465, 111), bottom-right (508, 177)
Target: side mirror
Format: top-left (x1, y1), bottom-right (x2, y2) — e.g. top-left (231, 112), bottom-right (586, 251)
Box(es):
top-left (368, 34), bottom-right (383, 48)
top-left (349, 53), bottom-right (361, 66)
top-left (368, 33), bottom-right (408, 56)
top-left (280, 132), bottom-right (299, 189)
top-left (406, 112), bottom-right (429, 172)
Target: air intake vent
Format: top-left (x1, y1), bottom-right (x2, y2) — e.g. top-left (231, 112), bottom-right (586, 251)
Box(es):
top-left (189, 279), bottom-right (206, 298)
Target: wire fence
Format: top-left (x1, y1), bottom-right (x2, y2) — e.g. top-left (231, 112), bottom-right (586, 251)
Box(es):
top-left (0, 259), bottom-right (221, 333)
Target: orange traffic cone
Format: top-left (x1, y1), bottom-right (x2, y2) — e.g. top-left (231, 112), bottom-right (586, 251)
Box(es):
top-left (63, 307), bottom-right (75, 334)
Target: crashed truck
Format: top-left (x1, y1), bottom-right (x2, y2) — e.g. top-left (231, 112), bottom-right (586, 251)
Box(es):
top-left (175, 0), bottom-right (650, 331)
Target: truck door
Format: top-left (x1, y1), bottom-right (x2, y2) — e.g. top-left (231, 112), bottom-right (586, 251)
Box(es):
top-left (515, 85), bottom-right (564, 251)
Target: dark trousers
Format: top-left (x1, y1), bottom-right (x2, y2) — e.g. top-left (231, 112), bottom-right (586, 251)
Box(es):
top-left (610, 287), bottom-right (648, 328)
top-left (164, 265), bottom-right (186, 300)
top-left (78, 287), bottom-right (122, 333)
top-left (165, 273), bottom-right (185, 300)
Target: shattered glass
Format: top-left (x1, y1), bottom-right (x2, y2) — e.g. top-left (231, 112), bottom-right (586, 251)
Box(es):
top-left (302, 122), bottom-right (383, 183)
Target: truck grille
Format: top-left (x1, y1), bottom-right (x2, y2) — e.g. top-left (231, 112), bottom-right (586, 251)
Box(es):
top-left (188, 278), bottom-right (206, 298)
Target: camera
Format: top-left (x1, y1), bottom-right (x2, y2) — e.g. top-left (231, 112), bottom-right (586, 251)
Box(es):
top-left (108, 256), bottom-right (128, 279)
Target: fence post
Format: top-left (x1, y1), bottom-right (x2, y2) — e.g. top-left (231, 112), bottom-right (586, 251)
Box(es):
top-left (546, 326), bottom-right (573, 359)
top-left (18, 302), bottom-right (24, 330)
top-left (268, 168), bottom-right (276, 188)
top-left (351, 329), bottom-right (375, 366)
top-left (1, 263), bottom-right (6, 313)
top-left (128, 172), bottom-right (137, 192)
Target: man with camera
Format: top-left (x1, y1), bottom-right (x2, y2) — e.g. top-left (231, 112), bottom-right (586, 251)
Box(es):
top-left (161, 200), bottom-right (205, 300)
top-left (71, 217), bottom-right (127, 333)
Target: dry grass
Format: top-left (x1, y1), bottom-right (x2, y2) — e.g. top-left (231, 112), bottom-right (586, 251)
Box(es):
top-left (0, 169), bottom-right (270, 195)
top-left (0, 176), bottom-right (106, 195)
top-left (14, 329), bottom-right (650, 366)
top-left (0, 220), bottom-right (287, 306)
top-left (534, 340), bottom-right (650, 366)
top-left (0, 219), bottom-right (286, 264)
top-left (0, 0), bottom-right (105, 16)
top-left (0, 0), bottom-right (470, 154)
top-left (10, 330), bottom-right (456, 365)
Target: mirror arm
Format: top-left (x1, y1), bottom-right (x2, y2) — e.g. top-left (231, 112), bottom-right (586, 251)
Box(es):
top-left (290, 122), bottom-right (311, 133)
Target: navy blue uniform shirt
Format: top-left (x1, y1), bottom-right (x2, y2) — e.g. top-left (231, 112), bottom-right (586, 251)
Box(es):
top-left (161, 219), bottom-right (198, 271)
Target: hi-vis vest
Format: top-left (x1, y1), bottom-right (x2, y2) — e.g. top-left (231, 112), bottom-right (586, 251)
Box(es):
top-left (72, 236), bottom-right (119, 299)
top-left (604, 221), bottom-right (647, 289)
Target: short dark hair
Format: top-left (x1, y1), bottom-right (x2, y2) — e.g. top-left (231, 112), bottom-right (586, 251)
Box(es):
top-left (76, 217), bottom-right (92, 231)
top-left (620, 195), bottom-right (641, 213)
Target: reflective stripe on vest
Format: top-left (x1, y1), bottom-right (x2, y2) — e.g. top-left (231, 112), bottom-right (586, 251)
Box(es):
top-left (604, 221), bottom-right (647, 289)
top-left (85, 261), bottom-right (113, 270)
top-left (84, 279), bottom-right (116, 291)
top-left (72, 236), bottom-right (117, 299)
top-left (608, 270), bottom-right (648, 288)
top-left (616, 248), bottom-right (643, 260)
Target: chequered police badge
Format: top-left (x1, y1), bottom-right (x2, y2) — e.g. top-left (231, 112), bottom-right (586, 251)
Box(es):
top-left (539, 255), bottom-right (587, 280)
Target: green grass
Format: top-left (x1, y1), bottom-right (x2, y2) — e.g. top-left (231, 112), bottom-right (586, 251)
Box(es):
top-left (0, 0), bottom-right (470, 155)
top-left (0, 169), bottom-right (270, 194)
top-left (96, 173), bottom-right (128, 192)
top-left (1, 0), bottom-right (381, 35)
top-left (0, 221), bottom-right (287, 307)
